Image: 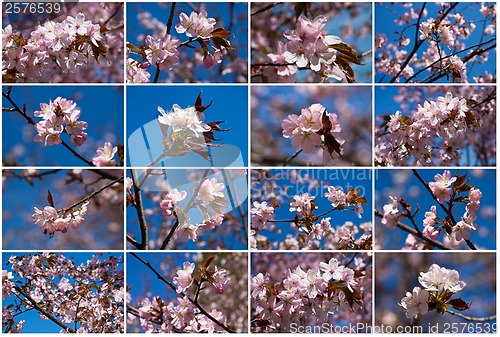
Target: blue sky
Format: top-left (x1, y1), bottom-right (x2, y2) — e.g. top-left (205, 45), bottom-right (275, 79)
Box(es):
top-left (127, 2), bottom-right (248, 83)
top-left (126, 85), bottom-right (248, 167)
top-left (375, 2), bottom-right (496, 83)
top-left (375, 169), bottom-right (496, 250)
top-left (2, 169), bottom-right (124, 250)
top-left (252, 169), bottom-right (372, 249)
top-left (2, 86), bottom-right (124, 166)
top-left (2, 252), bottom-right (123, 333)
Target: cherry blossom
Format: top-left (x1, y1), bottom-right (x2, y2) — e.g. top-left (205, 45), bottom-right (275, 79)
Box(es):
top-left (251, 253), bottom-right (371, 332)
top-left (92, 142), bottom-right (118, 167)
top-left (251, 3), bottom-right (371, 83)
top-left (375, 88), bottom-right (495, 166)
top-left (126, 3), bottom-right (244, 83)
top-left (251, 169), bottom-right (371, 250)
top-left (399, 263), bottom-right (474, 321)
top-left (281, 103), bottom-right (344, 165)
top-left (128, 254), bottom-right (241, 333)
top-left (377, 169), bottom-right (489, 250)
top-left (2, 253), bottom-right (124, 333)
top-left (32, 97), bottom-right (88, 147)
top-left (127, 168), bottom-right (247, 250)
top-left (399, 286), bottom-right (429, 319)
top-left (376, 2), bottom-right (496, 83)
top-left (3, 4), bottom-right (124, 83)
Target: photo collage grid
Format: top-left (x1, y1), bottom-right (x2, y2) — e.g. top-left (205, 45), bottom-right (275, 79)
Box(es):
top-left (1, 1), bottom-right (497, 334)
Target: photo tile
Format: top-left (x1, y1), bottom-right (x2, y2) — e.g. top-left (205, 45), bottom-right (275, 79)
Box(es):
top-left (375, 86), bottom-right (496, 167)
top-left (375, 252), bottom-right (496, 333)
top-left (251, 252), bottom-right (372, 333)
top-left (251, 85), bottom-right (372, 167)
top-left (250, 168), bottom-right (372, 250)
top-left (126, 2), bottom-right (249, 83)
top-left (2, 251), bottom-right (125, 333)
top-left (2, 168), bottom-right (125, 250)
top-left (375, 2), bottom-right (496, 83)
top-left (2, 85), bottom-right (125, 167)
top-left (126, 168), bottom-right (248, 250)
top-left (126, 251), bottom-right (248, 333)
top-left (375, 168), bottom-right (496, 250)
top-left (250, 2), bottom-right (373, 83)
top-left (126, 85), bottom-right (248, 168)
top-left (2, 2), bottom-right (124, 83)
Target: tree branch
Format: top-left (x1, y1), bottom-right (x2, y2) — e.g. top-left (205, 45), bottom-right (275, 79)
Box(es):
top-left (374, 209), bottom-right (453, 250)
top-left (251, 2), bottom-right (283, 16)
top-left (59, 175), bottom-right (123, 215)
top-left (131, 169), bottom-right (148, 250)
top-left (129, 253), bottom-right (234, 333)
top-left (445, 309), bottom-right (496, 322)
top-left (13, 285), bottom-right (77, 333)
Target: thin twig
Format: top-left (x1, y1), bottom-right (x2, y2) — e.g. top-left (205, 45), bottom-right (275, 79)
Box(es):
top-left (445, 309), bottom-right (496, 322)
top-left (60, 176), bottom-right (124, 214)
top-left (283, 149), bottom-right (303, 166)
top-left (101, 2), bottom-right (123, 27)
top-left (251, 2), bottom-right (283, 16)
top-left (374, 209), bottom-right (453, 250)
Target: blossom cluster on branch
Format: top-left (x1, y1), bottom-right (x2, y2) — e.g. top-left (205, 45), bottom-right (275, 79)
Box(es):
top-left (282, 103), bottom-right (344, 165)
top-left (253, 14), bottom-right (363, 83)
top-left (251, 169), bottom-right (371, 250)
top-left (2, 253), bottom-right (124, 333)
top-left (127, 168), bottom-right (247, 250)
top-left (2, 3), bottom-right (124, 83)
top-left (375, 2), bottom-right (496, 83)
top-left (375, 87), bottom-right (496, 166)
top-left (127, 5), bottom-right (241, 83)
top-left (128, 254), bottom-right (243, 333)
top-left (380, 170), bottom-right (485, 250)
top-left (251, 253), bottom-right (371, 332)
top-left (399, 264), bottom-right (469, 321)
